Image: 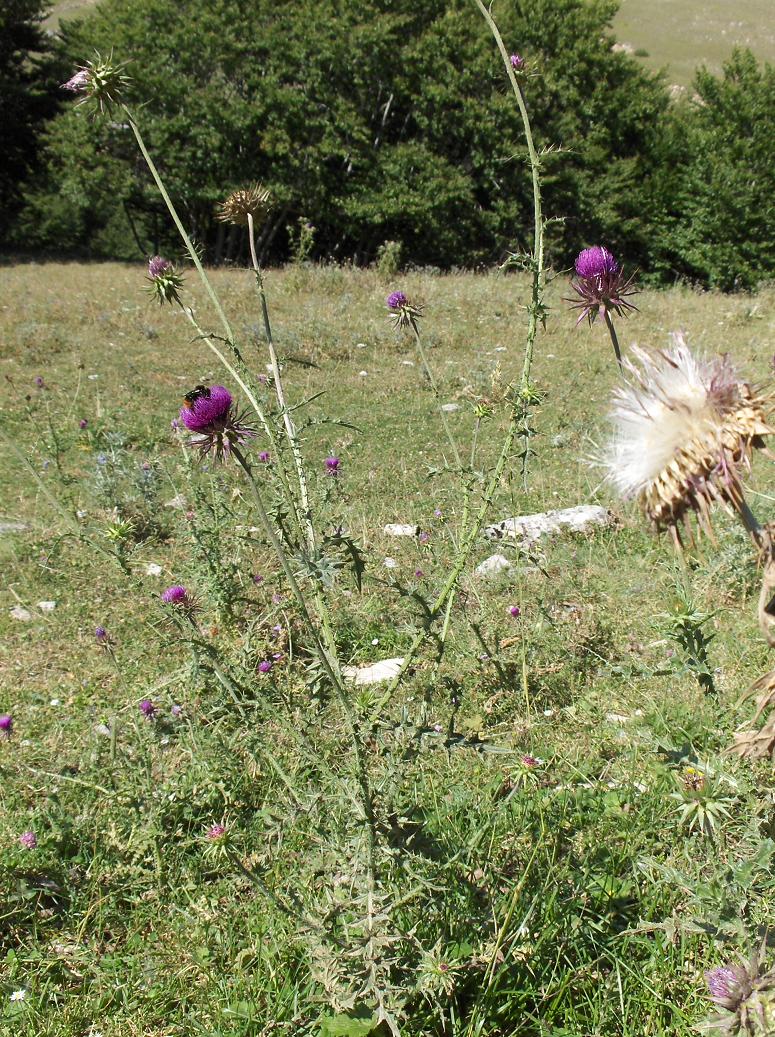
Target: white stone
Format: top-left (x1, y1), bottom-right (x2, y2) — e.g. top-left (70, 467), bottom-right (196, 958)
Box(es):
top-left (384, 523), bottom-right (419, 537)
top-left (10, 606), bottom-right (32, 621)
top-left (441, 403), bottom-right (460, 412)
top-left (0, 521), bottom-right (27, 534)
top-left (343, 657), bottom-right (405, 685)
top-left (145, 562), bottom-right (163, 576)
top-left (383, 557), bottom-right (398, 569)
top-left (359, 370), bottom-right (368, 377)
top-left (165, 494), bottom-right (186, 509)
top-left (401, 360), bottom-right (415, 366)
top-left (356, 342), bottom-right (367, 348)
top-left (37, 601), bottom-right (56, 612)
top-left (494, 347), bottom-right (507, 353)
top-left (605, 712), bottom-right (630, 724)
top-left (485, 504), bottom-right (613, 545)
top-left (474, 553), bottom-right (513, 578)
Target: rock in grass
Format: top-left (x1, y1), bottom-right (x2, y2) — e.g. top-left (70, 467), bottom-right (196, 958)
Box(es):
top-left (10, 605), bottom-right (32, 621)
top-left (343, 657), bottom-right (405, 685)
top-left (441, 403), bottom-right (460, 412)
top-left (384, 523), bottom-right (420, 537)
top-left (37, 601), bottom-right (56, 612)
top-left (485, 504), bottom-right (613, 545)
top-left (474, 553), bottom-right (514, 578)
top-left (0, 521), bottom-right (28, 534)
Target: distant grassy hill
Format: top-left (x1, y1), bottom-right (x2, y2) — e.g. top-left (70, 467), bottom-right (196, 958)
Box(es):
top-left (47, 0), bottom-right (775, 88)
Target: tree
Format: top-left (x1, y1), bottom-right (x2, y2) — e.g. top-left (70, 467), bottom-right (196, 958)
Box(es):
top-left (17, 0), bottom-right (669, 271)
top-left (0, 0), bottom-right (59, 238)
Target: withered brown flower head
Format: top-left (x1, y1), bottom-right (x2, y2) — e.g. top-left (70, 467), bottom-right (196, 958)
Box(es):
top-left (602, 336), bottom-right (772, 545)
top-left (217, 184), bottom-right (272, 227)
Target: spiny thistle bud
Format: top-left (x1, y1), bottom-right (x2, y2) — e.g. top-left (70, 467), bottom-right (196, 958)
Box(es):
top-left (703, 939), bottom-right (775, 1035)
top-left (178, 384), bottom-right (256, 462)
top-left (566, 245), bottom-right (638, 327)
top-left (146, 256), bottom-right (184, 306)
top-left (61, 52), bottom-right (130, 113)
top-left (601, 337), bottom-right (772, 547)
top-left (387, 290), bottom-right (423, 331)
top-left (510, 54), bottom-right (525, 71)
top-left (217, 184), bottom-right (272, 227)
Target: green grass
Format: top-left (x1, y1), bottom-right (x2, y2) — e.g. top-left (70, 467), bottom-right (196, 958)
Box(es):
top-left (613, 0), bottom-right (775, 86)
top-left (1, 260), bottom-right (775, 1035)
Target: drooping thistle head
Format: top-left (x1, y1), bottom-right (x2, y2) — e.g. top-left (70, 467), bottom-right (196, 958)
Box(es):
top-left (177, 384), bottom-right (256, 462)
top-left (567, 245), bottom-right (638, 327)
top-left (61, 52), bottom-right (130, 113)
top-left (217, 184), bottom-right (272, 227)
top-left (146, 256), bottom-right (184, 305)
top-left (387, 290), bottom-right (423, 331)
top-left (703, 940), bottom-right (775, 1035)
top-left (602, 337), bottom-right (772, 546)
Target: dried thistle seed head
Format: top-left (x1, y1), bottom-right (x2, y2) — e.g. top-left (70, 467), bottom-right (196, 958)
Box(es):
top-left (61, 52), bottom-right (130, 112)
top-left (602, 336), bottom-right (772, 544)
top-left (217, 184), bottom-right (272, 227)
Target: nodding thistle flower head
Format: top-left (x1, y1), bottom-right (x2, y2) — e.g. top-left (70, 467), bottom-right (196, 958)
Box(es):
top-left (160, 585), bottom-right (198, 617)
top-left (146, 256), bottom-right (184, 306)
top-left (61, 52), bottom-right (130, 112)
top-left (567, 245), bottom-right (638, 327)
top-left (510, 53), bottom-right (525, 71)
top-left (387, 290), bottom-right (423, 331)
top-left (703, 940), bottom-right (775, 1035)
top-left (0, 714), bottom-right (12, 738)
top-left (178, 384), bottom-right (256, 462)
top-left (324, 455), bottom-right (341, 476)
top-left (206, 823), bottom-right (227, 842)
top-left (217, 184), bottom-right (272, 227)
top-left (19, 831), bottom-right (37, 849)
top-left (139, 698), bottom-right (156, 719)
top-left (601, 336), bottom-right (772, 546)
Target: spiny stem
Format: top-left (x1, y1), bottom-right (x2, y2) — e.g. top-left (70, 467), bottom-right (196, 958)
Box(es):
top-left (124, 106), bottom-right (234, 343)
top-left (603, 308), bottom-right (623, 370)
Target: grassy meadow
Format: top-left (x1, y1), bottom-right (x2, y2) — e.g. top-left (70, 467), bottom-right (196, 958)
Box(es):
top-left (2, 260), bottom-right (775, 1034)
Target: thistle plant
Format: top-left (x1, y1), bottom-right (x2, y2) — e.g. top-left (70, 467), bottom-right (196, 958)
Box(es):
top-left (58, 18), bottom-right (551, 1022)
top-left (566, 244), bottom-right (638, 368)
top-left (703, 939), bottom-right (775, 1034)
top-left (601, 337), bottom-right (775, 756)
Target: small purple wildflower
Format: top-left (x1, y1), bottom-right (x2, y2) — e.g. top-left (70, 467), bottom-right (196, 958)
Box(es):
top-left (257, 450), bottom-right (271, 464)
top-left (171, 418), bottom-right (180, 431)
top-left (325, 456), bottom-right (341, 476)
top-left (206, 823), bottom-right (226, 842)
top-left (171, 704), bottom-right (183, 718)
top-left (34, 375), bottom-right (45, 388)
top-left (252, 573), bottom-right (264, 585)
top-left (272, 652), bottom-right (284, 661)
top-left (272, 624), bottom-right (283, 635)
top-left (415, 569), bottom-right (425, 579)
top-left (508, 605), bottom-right (521, 618)
top-left (179, 385), bottom-right (255, 462)
top-left (95, 625), bottom-right (109, 643)
top-left (79, 419), bottom-right (88, 430)
top-left (510, 54), bottom-right (525, 70)
top-left (139, 698), bottom-right (156, 719)
top-left (521, 754), bottom-right (540, 769)
top-left (61, 68), bottom-right (90, 93)
top-left (258, 660), bottom-right (273, 674)
top-left (19, 831), bottom-right (37, 849)
top-left (0, 714), bottom-right (12, 737)
top-left (161, 585), bottom-right (189, 605)
top-left (418, 531), bottom-right (430, 544)
top-left (272, 593), bottom-right (284, 605)
top-left (433, 508), bottom-right (443, 518)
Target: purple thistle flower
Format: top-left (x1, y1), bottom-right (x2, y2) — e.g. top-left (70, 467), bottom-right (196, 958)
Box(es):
top-left (61, 68), bottom-right (90, 93)
top-left (258, 660), bottom-right (273, 674)
top-left (257, 450), bottom-right (271, 464)
top-left (161, 585), bottom-right (189, 605)
top-left (95, 625), bottom-right (109, 643)
top-left (139, 698), bottom-right (156, 719)
top-left (521, 754), bottom-right (540, 768)
top-left (386, 290), bottom-right (423, 330)
top-left (147, 256), bottom-right (184, 305)
top-left (79, 419), bottom-right (88, 430)
top-left (510, 54), bottom-right (525, 70)
top-left (566, 245), bottom-right (638, 328)
top-left (34, 375), bottom-right (45, 388)
top-left (433, 508), bottom-right (443, 518)
top-left (415, 569), bottom-right (425, 579)
top-left (171, 703), bottom-right (183, 717)
top-left (0, 714), bottom-right (12, 737)
top-left (387, 291), bottom-right (408, 310)
top-left (272, 592), bottom-right (284, 605)
top-left (206, 823), bottom-right (226, 841)
top-left (418, 531), bottom-right (430, 544)
top-left (325, 456), bottom-right (341, 476)
top-left (178, 385), bottom-right (255, 463)
top-left (508, 605), bottom-right (521, 618)
top-left (252, 573), bottom-right (264, 585)
top-left (705, 967), bottom-right (739, 1005)
top-left (19, 831), bottom-right (37, 849)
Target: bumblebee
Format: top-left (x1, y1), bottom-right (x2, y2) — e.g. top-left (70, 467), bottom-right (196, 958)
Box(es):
top-left (183, 385), bottom-right (211, 408)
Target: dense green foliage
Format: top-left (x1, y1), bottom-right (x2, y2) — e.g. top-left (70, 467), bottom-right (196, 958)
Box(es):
top-left (6, 1), bottom-right (775, 289)
top-left (648, 50), bottom-right (775, 291)
top-left (15, 0), bottom-right (668, 269)
top-left (0, 0), bottom-right (59, 237)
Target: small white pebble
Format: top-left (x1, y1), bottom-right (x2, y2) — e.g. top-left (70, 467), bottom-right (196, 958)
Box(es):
top-left (37, 601), bottom-right (56, 612)
top-left (359, 370), bottom-right (368, 377)
top-left (10, 605), bottom-right (32, 622)
top-left (543, 709), bottom-right (554, 716)
top-left (88, 374), bottom-right (99, 380)
top-left (383, 557), bottom-right (397, 569)
top-left (495, 346), bottom-right (507, 352)
top-left (401, 360), bottom-right (415, 366)
top-left (371, 638), bottom-right (379, 645)
top-left (49, 698), bottom-right (60, 707)
top-left (76, 509), bottom-right (87, 519)
top-left (145, 562), bottom-right (163, 576)
top-left (356, 342), bottom-right (367, 349)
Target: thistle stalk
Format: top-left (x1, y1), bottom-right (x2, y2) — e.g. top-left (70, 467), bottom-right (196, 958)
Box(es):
top-left (603, 308), bottom-right (623, 370)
